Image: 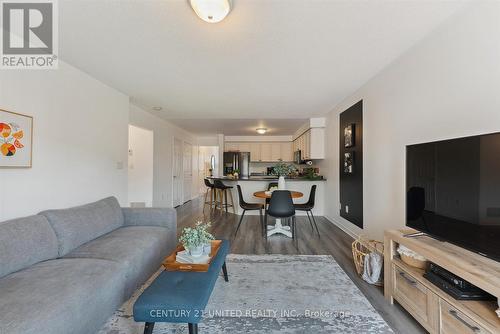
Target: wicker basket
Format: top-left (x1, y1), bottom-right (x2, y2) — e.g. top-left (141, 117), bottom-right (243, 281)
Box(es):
top-left (352, 236), bottom-right (384, 286)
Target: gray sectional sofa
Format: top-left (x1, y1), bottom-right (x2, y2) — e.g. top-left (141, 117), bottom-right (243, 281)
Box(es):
top-left (0, 197), bottom-right (177, 334)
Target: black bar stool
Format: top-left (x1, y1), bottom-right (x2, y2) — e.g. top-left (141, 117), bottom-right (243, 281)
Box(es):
top-left (267, 191), bottom-right (297, 247)
top-left (235, 185), bottom-right (265, 237)
top-left (203, 178), bottom-right (215, 213)
top-left (213, 179), bottom-right (235, 214)
top-left (294, 185), bottom-right (319, 237)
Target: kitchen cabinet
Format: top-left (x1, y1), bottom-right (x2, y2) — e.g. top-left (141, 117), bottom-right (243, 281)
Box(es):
top-left (280, 142), bottom-right (293, 161)
top-left (293, 127), bottom-right (325, 160)
top-left (238, 143), bottom-right (251, 152)
top-left (260, 143), bottom-right (272, 162)
top-left (225, 142), bottom-right (239, 151)
top-left (250, 143), bottom-right (261, 162)
top-left (225, 141), bottom-right (294, 162)
top-left (271, 143), bottom-right (281, 161)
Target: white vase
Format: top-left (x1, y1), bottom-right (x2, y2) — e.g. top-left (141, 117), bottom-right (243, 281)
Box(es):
top-left (203, 242), bottom-right (212, 255)
top-left (189, 245), bottom-right (203, 257)
top-left (278, 176), bottom-right (286, 190)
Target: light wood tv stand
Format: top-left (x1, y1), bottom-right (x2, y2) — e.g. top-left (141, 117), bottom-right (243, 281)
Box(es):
top-left (384, 229), bottom-right (500, 334)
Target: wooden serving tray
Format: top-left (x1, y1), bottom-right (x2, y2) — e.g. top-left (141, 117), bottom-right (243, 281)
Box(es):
top-left (163, 240), bottom-right (222, 272)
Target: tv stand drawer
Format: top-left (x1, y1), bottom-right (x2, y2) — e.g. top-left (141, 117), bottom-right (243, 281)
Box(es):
top-left (392, 264), bottom-right (439, 333)
top-left (439, 300), bottom-right (491, 334)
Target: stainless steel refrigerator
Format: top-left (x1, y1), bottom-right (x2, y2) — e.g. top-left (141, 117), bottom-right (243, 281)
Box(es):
top-left (223, 152), bottom-right (250, 177)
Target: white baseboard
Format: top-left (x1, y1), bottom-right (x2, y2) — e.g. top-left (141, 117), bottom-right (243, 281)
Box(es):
top-left (324, 215), bottom-right (360, 240)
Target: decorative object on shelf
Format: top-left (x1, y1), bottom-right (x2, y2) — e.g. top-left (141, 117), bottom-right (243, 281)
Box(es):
top-left (397, 244), bottom-right (428, 270)
top-left (344, 152), bottom-right (354, 174)
top-left (179, 221), bottom-right (215, 258)
top-left (0, 109), bottom-right (33, 168)
top-left (233, 168), bottom-right (240, 178)
top-left (344, 123), bottom-right (355, 148)
top-left (352, 236), bottom-right (384, 286)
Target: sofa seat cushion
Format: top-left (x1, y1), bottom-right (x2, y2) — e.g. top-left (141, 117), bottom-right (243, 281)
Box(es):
top-left (64, 226), bottom-right (173, 297)
top-left (0, 258), bottom-right (127, 334)
top-left (0, 215), bottom-right (58, 279)
top-left (39, 197), bottom-right (124, 256)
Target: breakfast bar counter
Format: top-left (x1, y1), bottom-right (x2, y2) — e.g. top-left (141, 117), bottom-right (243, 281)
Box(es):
top-left (206, 176), bottom-right (325, 216)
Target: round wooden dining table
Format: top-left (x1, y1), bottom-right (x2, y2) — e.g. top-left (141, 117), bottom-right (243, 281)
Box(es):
top-left (253, 190), bottom-right (303, 238)
top-left (253, 190), bottom-right (303, 199)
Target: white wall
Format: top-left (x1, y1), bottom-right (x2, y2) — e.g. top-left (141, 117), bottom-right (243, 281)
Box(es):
top-left (320, 2), bottom-right (500, 241)
top-left (0, 62), bottom-right (129, 221)
top-left (129, 104), bottom-right (199, 207)
top-left (128, 125), bottom-right (154, 207)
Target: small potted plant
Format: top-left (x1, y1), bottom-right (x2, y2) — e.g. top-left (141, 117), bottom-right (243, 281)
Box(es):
top-left (179, 227), bottom-right (203, 257)
top-left (179, 222), bottom-right (215, 257)
top-left (197, 222), bottom-right (215, 254)
top-left (233, 168), bottom-right (240, 178)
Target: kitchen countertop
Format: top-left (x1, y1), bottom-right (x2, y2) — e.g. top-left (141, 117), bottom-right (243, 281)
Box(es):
top-left (206, 176), bottom-right (326, 181)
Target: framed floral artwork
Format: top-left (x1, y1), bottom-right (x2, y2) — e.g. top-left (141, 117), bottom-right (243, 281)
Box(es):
top-left (0, 109), bottom-right (33, 168)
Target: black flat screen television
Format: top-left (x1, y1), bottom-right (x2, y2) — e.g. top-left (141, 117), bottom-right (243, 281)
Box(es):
top-left (406, 132), bottom-right (500, 262)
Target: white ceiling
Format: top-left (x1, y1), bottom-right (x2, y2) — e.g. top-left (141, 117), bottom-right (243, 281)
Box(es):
top-left (164, 118), bottom-right (307, 136)
top-left (59, 0), bottom-right (467, 135)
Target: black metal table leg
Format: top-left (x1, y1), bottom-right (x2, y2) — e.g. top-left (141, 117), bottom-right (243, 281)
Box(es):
top-left (222, 261), bottom-right (229, 282)
top-left (143, 322), bottom-right (155, 334)
top-left (188, 323), bottom-right (198, 334)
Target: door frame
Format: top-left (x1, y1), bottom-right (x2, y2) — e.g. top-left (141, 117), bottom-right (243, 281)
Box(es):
top-left (172, 137), bottom-right (183, 207)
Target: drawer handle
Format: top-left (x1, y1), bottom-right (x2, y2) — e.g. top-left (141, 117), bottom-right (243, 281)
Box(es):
top-left (449, 310), bottom-right (481, 333)
top-left (399, 271), bottom-right (417, 286)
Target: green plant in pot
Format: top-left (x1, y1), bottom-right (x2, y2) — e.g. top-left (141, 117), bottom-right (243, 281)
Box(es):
top-left (179, 222), bottom-right (214, 257)
top-left (196, 221), bottom-right (215, 254)
top-left (272, 162), bottom-right (297, 189)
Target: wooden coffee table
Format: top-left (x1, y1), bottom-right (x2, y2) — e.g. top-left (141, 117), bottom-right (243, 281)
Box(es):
top-left (254, 191), bottom-right (303, 238)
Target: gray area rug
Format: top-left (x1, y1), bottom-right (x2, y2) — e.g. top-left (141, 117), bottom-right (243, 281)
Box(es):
top-left (99, 255), bottom-right (392, 333)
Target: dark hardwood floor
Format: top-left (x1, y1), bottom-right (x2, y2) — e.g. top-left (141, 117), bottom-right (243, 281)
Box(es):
top-left (176, 197), bottom-right (426, 334)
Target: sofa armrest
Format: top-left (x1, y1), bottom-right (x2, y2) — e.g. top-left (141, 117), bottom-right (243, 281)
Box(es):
top-left (122, 207), bottom-right (177, 230)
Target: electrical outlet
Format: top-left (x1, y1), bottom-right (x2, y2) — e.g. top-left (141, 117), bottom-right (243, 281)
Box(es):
top-left (345, 205), bottom-right (349, 213)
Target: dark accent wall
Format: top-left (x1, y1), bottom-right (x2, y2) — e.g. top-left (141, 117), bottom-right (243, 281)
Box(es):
top-left (339, 100), bottom-right (363, 228)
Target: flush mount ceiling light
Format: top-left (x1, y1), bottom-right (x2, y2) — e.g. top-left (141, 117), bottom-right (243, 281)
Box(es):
top-left (189, 0), bottom-right (231, 23)
top-left (256, 128), bottom-right (267, 135)
top-left (152, 106), bottom-right (162, 111)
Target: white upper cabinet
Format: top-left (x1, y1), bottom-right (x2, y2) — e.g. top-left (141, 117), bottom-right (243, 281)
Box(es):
top-left (250, 143), bottom-right (261, 162)
top-left (225, 141), bottom-right (295, 162)
top-left (238, 143), bottom-right (251, 152)
top-left (225, 142), bottom-right (239, 151)
top-left (271, 143), bottom-right (281, 161)
top-left (260, 143), bottom-right (272, 162)
top-left (292, 127), bottom-right (325, 160)
top-left (280, 142), bottom-right (293, 161)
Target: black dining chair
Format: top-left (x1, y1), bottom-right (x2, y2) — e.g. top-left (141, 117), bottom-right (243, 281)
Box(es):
top-left (294, 185), bottom-right (320, 237)
top-left (235, 185), bottom-right (265, 238)
top-left (267, 190), bottom-right (297, 246)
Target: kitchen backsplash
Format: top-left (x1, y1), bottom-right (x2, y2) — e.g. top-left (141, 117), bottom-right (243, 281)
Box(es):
top-left (250, 162), bottom-right (316, 175)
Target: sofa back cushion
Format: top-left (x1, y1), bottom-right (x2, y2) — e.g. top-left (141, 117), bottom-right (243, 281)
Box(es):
top-left (39, 197), bottom-right (124, 256)
top-left (0, 215), bottom-right (59, 278)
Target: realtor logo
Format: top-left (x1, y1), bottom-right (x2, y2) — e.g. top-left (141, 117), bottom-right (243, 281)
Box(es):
top-left (1, 0), bottom-right (58, 69)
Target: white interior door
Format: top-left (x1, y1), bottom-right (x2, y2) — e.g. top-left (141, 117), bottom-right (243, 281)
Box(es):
top-left (183, 142), bottom-right (193, 203)
top-left (128, 125), bottom-right (153, 207)
top-left (173, 138), bottom-right (183, 207)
